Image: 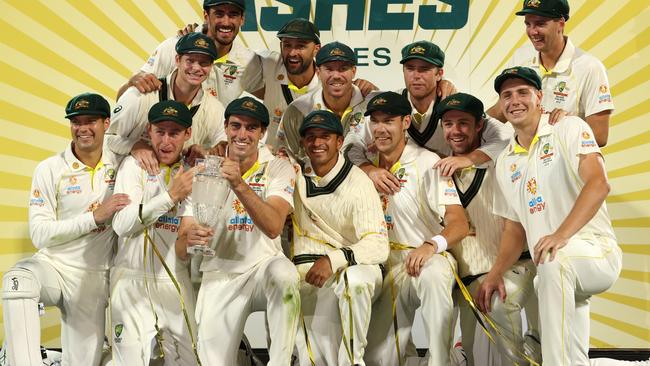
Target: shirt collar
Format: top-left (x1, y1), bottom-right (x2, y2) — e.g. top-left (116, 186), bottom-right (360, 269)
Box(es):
top-left (304, 152), bottom-right (345, 186)
top-left (537, 37), bottom-right (575, 75)
top-left (65, 144), bottom-right (114, 171)
top-left (507, 114), bottom-right (552, 155)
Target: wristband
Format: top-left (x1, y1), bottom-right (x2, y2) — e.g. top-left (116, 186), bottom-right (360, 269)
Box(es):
top-left (430, 234), bottom-right (448, 254)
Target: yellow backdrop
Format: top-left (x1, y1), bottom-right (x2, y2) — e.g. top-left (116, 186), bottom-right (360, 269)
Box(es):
top-left (0, 0), bottom-right (647, 349)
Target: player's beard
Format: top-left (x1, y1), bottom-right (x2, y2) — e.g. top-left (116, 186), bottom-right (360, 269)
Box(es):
top-left (283, 56), bottom-right (311, 76)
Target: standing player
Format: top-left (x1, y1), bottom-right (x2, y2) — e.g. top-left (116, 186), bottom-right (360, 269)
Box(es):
top-left (291, 110), bottom-right (389, 365)
top-left (251, 18), bottom-right (322, 151)
top-left (345, 41), bottom-right (511, 197)
top-left (2, 93), bottom-right (129, 365)
top-left (437, 93), bottom-right (537, 366)
top-left (276, 41), bottom-right (371, 164)
top-left (110, 101), bottom-right (199, 365)
top-left (479, 67), bottom-right (622, 365)
top-left (360, 92), bottom-right (468, 366)
top-left (120, 0), bottom-right (259, 107)
top-left (107, 32), bottom-right (226, 175)
top-left (486, 0), bottom-right (614, 146)
top-left (177, 97), bottom-right (300, 365)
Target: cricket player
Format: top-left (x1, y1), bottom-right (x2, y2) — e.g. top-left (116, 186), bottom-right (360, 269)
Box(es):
top-left (110, 100), bottom-right (199, 365)
top-left (345, 41), bottom-right (511, 197)
top-left (436, 93), bottom-right (537, 366)
top-left (276, 41), bottom-right (372, 164)
top-left (486, 0), bottom-right (614, 146)
top-left (291, 110), bottom-right (389, 365)
top-left (479, 66), bottom-right (622, 366)
top-left (2, 93), bottom-right (129, 365)
top-left (177, 97), bottom-right (300, 365)
top-left (358, 92), bottom-right (468, 366)
top-left (119, 0), bottom-right (260, 107)
top-left (249, 18), bottom-right (322, 151)
top-left (107, 32), bottom-right (226, 175)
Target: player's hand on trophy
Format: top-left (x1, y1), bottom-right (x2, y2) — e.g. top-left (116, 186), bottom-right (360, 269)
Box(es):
top-left (434, 156), bottom-right (473, 177)
top-left (208, 140), bottom-right (228, 157)
top-left (93, 193), bottom-right (131, 224)
top-left (475, 272), bottom-right (506, 313)
top-left (177, 22), bottom-right (201, 36)
top-left (187, 223), bottom-right (215, 248)
top-left (546, 108), bottom-right (568, 125)
top-left (131, 140), bottom-right (160, 175)
top-left (437, 79), bottom-right (457, 100)
top-left (184, 144), bottom-right (208, 167)
top-left (405, 243), bottom-right (436, 277)
top-left (353, 78), bottom-right (379, 97)
top-left (220, 158), bottom-right (245, 189)
top-left (168, 166), bottom-right (198, 204)
top-left (365, 165), bottom-right (401, 195)
top-left (128, 72), bottom-right (162, 94)
top-left (305, 256), bottom-right (333, 288)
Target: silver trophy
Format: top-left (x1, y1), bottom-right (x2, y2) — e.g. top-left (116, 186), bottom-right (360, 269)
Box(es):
top-left (187, 155), bottom-right (229, 256)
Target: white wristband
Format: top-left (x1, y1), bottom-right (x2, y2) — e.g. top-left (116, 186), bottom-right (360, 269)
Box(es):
top-left (431, 235), bottom-right (448, 254)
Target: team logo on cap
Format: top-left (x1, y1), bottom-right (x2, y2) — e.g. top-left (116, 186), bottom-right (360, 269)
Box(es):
top-left (162, 107), bottom-right (178, 116)
top-left (242, 100), bottom-right (257, 111)
top-left (310, 115), bottom-right (325, 123)
top-left (527, 0), bottom-right (541, 8)
top-left (74, 99), bottom-right (90, 110)
top-left (329, 48), bottom-right (345, 56)
top-left (446, 99), bottom-right (461, 106)
top-left (372, 97), bottom-right (387, 106)
top-left (194, 38), bottom-right (210, 49)
top-left (409, 45), bottom-right (426, 55)
top-left (505, 68), bottom-right (518, 74)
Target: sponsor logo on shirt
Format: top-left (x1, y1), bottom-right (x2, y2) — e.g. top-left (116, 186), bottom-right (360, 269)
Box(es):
top-left (581, 130), bottom-right (597, 148)
top-left (444, 178), bottom-right (459, 197)
top-left (155, 214), bottom-right (180, 233)
top-left (30, 189), bottom-right (46, 207)
top-left (221, 64), bottom-right (240, 84)
top-left (598, 84), bottom-right (612, 104)
top-left (526, 178), bottom-right (546, 214)
top-left (380, 195), bottom-right (394, 230)
top-left (510, 163), bottom-right (522, 183)
top-left (65, 184), bottom-right (82, 195)
top-left (228, 199), bottom-right (255, 231)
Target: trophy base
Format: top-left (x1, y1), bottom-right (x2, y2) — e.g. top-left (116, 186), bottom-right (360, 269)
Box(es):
top-left (186, 245), bottom-right (215, 257)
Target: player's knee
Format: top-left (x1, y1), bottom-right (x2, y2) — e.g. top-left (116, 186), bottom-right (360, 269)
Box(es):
top-left (419, 256), bottom-right (452, 287)
top-left (343, 266), bottom-right (378, 291)
top-left (268, 258), bottom-right (300, 288)
top-left (2, 267), bottom-right (40, 301)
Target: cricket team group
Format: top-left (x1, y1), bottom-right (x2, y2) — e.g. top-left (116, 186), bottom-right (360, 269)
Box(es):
top-left (2, 0), bottom-right (623, 365)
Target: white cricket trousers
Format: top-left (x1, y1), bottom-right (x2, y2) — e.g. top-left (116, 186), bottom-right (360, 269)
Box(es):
top-left (296, 263), bottom-right (382, 366)
top-left (536, 235), bottom-right (622, 366)
top-left (109, 267), bottom-right (197, 365)
top-left (365, 253), bottom-right (457, 366)
top-left (196, 254), bottom-right (300, 365)
top-left (458, 259), bottom-right (536, 366)
top-left (2, 256), bottom-right (108, 366)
